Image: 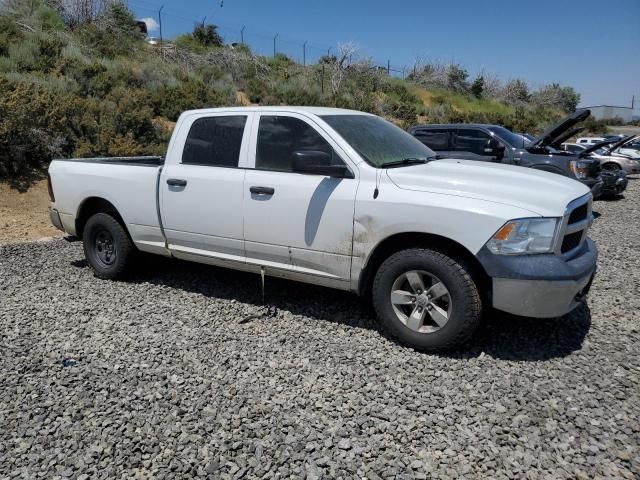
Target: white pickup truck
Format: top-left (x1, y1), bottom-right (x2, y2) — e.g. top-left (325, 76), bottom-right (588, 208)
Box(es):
top-left (48, 107), bottom-right (598, 351)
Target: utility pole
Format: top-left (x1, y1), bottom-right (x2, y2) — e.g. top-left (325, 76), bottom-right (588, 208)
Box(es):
top-left (633, 95), bottom-right (635, 109)
top-left (201, 16), bottom-right (206, 27)
top-left (273, 33), bottom-right (278, 57)
top-left (240, 25), bottom-right (245, 44)
top-left (327, 47), bottom-right (331, 57)
top-left (158, 5), bottom-right (164, 58)
top-left (303, 41), bottom-right (307, 66)
top-left (387, 59), bottom-right (390, 76)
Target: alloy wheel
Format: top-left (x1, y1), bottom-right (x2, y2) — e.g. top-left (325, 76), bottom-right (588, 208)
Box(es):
top-left (390, 270), bottom-right (452, 333)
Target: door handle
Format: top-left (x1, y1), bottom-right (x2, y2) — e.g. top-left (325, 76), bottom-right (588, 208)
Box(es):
top-left (167, 178), bottom-right (187, 187)
top-left (250, 186), bottom-right (275, 195)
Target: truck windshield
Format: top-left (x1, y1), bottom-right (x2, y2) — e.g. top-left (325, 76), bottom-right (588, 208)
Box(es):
top-left (321, 115), bottom-right (436, 167)
top-left (487, 126), bottom-right (530, 148)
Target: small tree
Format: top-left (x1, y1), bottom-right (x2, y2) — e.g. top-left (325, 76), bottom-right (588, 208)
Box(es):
top-left (532, 83), bottom-right (580, 113)
top-left (328, 42), bottom-right (356, 96)
top-left (446, 63), bottom-right (468, 93)
top-left (470, 74), bottom-right (484, 98)
top-left (501, 78), bottom-right (529, 104)
top-left (192, 23), bottom-right (223, 47)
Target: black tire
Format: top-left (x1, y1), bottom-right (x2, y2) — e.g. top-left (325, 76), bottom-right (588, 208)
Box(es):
top-left (372, 248), bottom-right (482, 352)
top-left (83, 213), bottom-right (135, 280)
top-left (602, 163), bottom-right (621, 172)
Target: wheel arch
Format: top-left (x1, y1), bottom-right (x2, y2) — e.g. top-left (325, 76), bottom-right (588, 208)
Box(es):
top-left (357, 232), bottom-right (491, 300)
top-left (75, 197), bottom-right (128, 238)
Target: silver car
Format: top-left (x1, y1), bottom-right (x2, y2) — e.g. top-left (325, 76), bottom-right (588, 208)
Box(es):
top-left (581, 135), bottom-right (640, 174)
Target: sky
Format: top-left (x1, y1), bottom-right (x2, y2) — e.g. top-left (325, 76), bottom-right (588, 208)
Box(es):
top-left (129, 0), bottom-right (640, 107)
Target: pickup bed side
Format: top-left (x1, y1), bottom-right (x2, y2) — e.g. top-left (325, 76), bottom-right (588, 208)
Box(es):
top-left (48, 156), bottom-right (169, 255)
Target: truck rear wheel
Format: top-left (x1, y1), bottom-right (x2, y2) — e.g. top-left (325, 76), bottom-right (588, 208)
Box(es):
top-left (372, 248), bottom-right (482, 352)
top-left (83, 213), bottom-right (135, 280)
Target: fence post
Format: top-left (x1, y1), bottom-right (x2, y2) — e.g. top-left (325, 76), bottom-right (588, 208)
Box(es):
top-left (158, 5), bottom-right (164, 58)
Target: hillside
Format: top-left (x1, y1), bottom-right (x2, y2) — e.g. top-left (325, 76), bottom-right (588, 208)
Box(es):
top-left (0, 0), bottom-right (588, 189)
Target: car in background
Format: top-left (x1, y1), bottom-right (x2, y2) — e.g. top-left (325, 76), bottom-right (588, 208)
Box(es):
top-left (617, 139), bottom-right (640, 160)
top-left (576, 137), bottom-right (606, 145)
top-left (559, 143), bottom-right (588, 153)
top-left (580, 136), bottom-right (640, 175)
top-left (408, 110), bottom-right (603, 197)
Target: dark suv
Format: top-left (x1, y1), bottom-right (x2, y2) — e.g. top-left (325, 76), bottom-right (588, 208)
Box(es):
top-left (408, 110), bottom-right (603, 197)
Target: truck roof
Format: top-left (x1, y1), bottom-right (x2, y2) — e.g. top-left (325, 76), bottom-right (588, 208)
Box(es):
top-left (180, 106), bottom-right (373, 116)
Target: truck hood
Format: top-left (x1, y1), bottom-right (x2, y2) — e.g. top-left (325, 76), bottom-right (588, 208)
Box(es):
top-left (386, 159), bottom-right (590, 217)
top-left (549, 127), bottom-right (585, 148)
top-left (528, 109), bottom-right (590, 150)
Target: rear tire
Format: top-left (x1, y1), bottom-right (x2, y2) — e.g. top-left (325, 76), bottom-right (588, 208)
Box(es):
top-left (372, 248), bottom-right (482, 352)
top-left (83, 213), bottom-right (135, 280)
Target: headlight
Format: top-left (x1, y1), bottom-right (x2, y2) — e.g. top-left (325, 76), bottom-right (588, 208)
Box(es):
top-left (486, 218), bottom-right (559, 255)
top-left (569, 160), bottom-right (589, 179)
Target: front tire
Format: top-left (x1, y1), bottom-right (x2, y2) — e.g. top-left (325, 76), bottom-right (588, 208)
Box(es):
top-left (602, 163), bottom-right (621, 172)
top-left (83, 213), bottom-right (135, 280)
top-left (372, 248), bottom-right (482, 352)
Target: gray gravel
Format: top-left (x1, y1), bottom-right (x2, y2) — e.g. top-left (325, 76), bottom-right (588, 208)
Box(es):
top-left (1, 180), bottom-right (639, 479)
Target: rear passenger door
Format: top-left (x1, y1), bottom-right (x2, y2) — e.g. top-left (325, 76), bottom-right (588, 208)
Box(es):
top-left (160, 113), bottom-right (251, 259)
top-left (413, 128), bottom-right (454, 157)
top-left (451, 128), bottom-right (501, 162)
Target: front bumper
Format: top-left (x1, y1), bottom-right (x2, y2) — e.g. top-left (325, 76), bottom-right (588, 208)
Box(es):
top-left (582, 177), bottom-right (604, 198)
top-left (601, 171), bottom-right (628, 195)
top-left (477, 238), bottom-right (598, 318)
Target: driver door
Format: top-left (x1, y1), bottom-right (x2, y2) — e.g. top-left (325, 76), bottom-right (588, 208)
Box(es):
top-left (242, 112), bottom-right (358, 284)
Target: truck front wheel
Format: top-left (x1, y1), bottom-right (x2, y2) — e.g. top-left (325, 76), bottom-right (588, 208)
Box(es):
top-left (372, 248), bottom-right (482, 352)
top-left (83, 213), bottom-right (135, 280)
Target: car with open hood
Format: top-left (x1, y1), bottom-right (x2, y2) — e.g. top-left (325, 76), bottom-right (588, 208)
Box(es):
top-left (580, 135), bottom-right (640, 175)
top-left (408, 110), bottom-right (604, 198)
top-left (551, 129), bottom-right (628, 197)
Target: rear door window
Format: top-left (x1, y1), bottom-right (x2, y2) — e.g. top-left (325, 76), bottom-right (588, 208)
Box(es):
top-left (182, 116), bottom-right (247, 167)
top-left (256, 115), bottom-right (343, 172)
top-left (413, 129), bottom-right (451, 151)
top-left (454, 128), bottom-right (493, 155)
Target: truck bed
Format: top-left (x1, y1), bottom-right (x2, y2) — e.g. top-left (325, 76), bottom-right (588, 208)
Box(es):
top-left (49, 156), bottom-right (166, 252)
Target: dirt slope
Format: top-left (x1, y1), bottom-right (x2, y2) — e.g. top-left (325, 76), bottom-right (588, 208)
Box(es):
top-left (0, 180), bottom-right (62, 243)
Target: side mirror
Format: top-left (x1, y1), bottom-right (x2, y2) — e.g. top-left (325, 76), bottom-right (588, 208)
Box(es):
top-left (291, 150), bottom-right (353, 178)
top-left (484, 139), bottom-right (505, 161)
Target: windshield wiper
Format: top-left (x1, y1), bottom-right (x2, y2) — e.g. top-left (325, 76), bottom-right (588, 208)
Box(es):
top-left (379, 157), bottom-right (429, 168)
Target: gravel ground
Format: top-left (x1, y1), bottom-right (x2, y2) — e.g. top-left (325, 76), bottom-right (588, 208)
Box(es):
top-left (1, 179), bottom-right (639, 480)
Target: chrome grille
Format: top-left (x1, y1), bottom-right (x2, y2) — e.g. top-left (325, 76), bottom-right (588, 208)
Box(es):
top-left (555, 194), bottom-right (593, 257)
